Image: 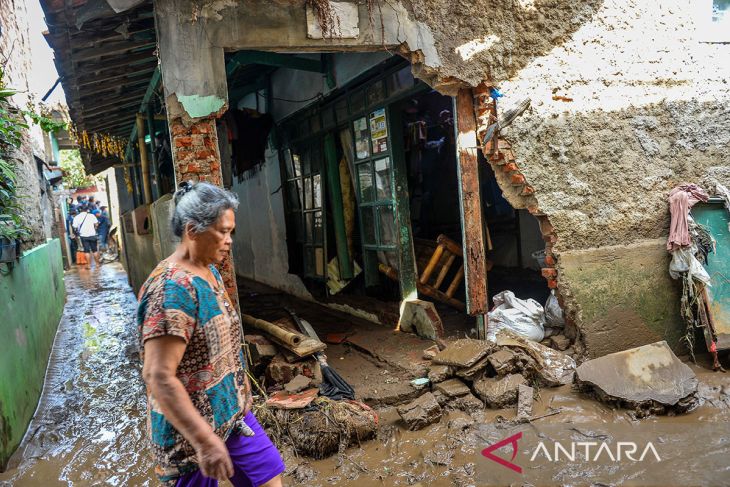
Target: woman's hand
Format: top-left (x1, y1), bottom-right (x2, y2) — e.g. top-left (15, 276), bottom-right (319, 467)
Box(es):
top-left (195, 433), bottom-right (234, 481)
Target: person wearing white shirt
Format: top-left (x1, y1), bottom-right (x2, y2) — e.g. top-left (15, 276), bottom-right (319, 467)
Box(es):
top-left (72, 205), bottom-right (100, 268)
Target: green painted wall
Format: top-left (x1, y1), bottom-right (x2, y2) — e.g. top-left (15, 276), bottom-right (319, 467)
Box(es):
top-left (0, 239), bottom-right (65, 469)
top-left (558, 239), bottom-right (684, 358)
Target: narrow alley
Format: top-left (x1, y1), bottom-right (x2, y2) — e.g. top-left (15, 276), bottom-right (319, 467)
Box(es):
top-left (0, 265), bottom-right (155, 485)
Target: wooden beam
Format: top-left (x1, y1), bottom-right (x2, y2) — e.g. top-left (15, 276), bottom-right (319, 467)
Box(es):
top-left (455, 88), bottom-right (489, 315)
top-left (76, 64), bottom-right (157, 87)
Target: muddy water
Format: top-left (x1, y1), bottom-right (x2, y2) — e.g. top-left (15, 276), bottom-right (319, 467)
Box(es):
top-left (0, 264), bottom-right (154, 486)
top-left (1, 263), bottom-right (729, 486)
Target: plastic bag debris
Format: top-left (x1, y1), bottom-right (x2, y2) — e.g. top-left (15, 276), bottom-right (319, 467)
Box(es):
top-left (544, 290), bottom-right (565, 328)
top-left (487, 290), bottom-right (545, 343)
top-left (669, 245), bottom-right (711, 285)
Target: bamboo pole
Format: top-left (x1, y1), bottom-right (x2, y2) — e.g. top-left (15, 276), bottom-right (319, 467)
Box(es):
top-left (136, 114), bottom-right (152, 205)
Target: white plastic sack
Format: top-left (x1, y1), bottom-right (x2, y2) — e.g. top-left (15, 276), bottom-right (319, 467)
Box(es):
top-left (669, 246), bottom-right (711, 285)
top-left (487, 290), bottom-right (545, 342)
top-left (544, 290), bottom-right (565, 328)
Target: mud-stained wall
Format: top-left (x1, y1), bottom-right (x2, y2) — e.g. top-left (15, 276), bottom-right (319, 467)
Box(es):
top-left (404, 0), bottom-right (730, 356)
top-left (0, 240), bottom-right (65, 469)
top-left (231, 153), bottom-right (312, 299)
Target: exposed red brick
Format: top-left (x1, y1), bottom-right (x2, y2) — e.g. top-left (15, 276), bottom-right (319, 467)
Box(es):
top-left (538, 217), bottom-right (554, 236)
top-left (543, 233), bottom-right (558, 244)
top-left (171, 123), bottom-right (187, 136)
top-left (510, 173), bottom-right (526, 185)
top-left (541, 268), bottom-right (558, 279)
top-left (174, 136), bottom-right (192, 148)
top-left (547, 279), bottom-right (559, 289)
top-left (191, 123), bottom-right (212, 135)
top-left (544, 254), bottom-right (556, 266)
top-left (502, 162), bottom-right (519, 173)
top-left (194, 149), bottom-right (215, 159)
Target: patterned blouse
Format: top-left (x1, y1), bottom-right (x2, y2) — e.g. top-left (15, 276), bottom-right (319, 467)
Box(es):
top-left (137, 260), bottom-right (248, 485)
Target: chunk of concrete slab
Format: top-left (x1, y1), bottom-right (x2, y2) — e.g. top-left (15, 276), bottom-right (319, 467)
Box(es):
top-left (428, 364), bottom-right (454, 383)
top-left (284, 374), bottom-right (312, 394)
top-left (495, 330), bottom-right (575, 386)
top-left (456, 355), bottom-right (490, 381)
top-left (397, 392), bottom-right (443, 430)
top-left (434, 378), bottom-right (471, 398)
top-left (576, 341), bottom-right (698, 407)
top-left (453, 392), bottom-right (484, 412)
top-left (474, 373), bottom-right (527, 408)
top-left (486, 349), bottom-right (519, 376)
top-left (517, 383), bottom-right (534, 419)
top-left (399, 299), bottom-right (445, 340)
top-left (432, 339), bottom-right (493, 368)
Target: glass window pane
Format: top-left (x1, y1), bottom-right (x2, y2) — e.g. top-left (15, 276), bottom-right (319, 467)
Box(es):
top-left (304, 178), bottom-right (313, 209)
top-left (367, 80), bottom-right (386, 106)
top-left (386, 66), bottom-right (415, 95)
top-left (305, 213), bottom-right (313, 243)
top-left (361, 207), bottom-right (376, 245)
top-left (378, 206), bottom-right (396, 245)
top-left (357, 162), bottom-right (373, 202)
top-left (313, 210), bottom-right (323, 244)
top-left (374, 157), bottom-right (391, 201)
top-left (353, 117), bottom-right (370, 160)
top-left (292, 153), bottom-right (302, 177)
top-left (313, 174), bottom-right (322, 208)
top-left (369, 108), bottom-right (388, 154)
top-left (350, 89), bottom-right (365, 114)
top-left (334, 98), bottom-right (348, 122)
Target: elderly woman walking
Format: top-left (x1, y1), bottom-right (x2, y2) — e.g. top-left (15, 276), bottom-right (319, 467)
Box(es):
top-left (137, 182), bottom-right (285, 487)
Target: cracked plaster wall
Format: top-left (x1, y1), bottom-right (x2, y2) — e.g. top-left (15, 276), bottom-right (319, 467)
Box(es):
top-left (412, 0), bottom-right (730, 356)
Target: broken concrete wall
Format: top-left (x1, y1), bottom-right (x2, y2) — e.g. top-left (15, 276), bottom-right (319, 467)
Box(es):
top-left (405, 0), bottom-right (730, 356)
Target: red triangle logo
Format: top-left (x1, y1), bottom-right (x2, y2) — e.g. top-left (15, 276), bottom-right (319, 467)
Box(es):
top-left (481, 431), bottom-right (523, 474)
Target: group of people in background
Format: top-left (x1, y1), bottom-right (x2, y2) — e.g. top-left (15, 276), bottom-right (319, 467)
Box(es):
top-left (65, 195), bottom-right (111, 268)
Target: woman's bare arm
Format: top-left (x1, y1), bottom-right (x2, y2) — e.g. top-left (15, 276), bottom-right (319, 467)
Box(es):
top-left (142, 335), bottom-right (234, 481)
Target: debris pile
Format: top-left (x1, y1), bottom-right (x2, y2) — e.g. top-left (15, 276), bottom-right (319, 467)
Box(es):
top-left (242, 312), bottom-right (375, 459)
top-left (397, 330), bottom-right (576, 430)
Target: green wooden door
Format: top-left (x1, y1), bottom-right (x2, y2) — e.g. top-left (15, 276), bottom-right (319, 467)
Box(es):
top-left (692, 200), bottom-right (730, 350)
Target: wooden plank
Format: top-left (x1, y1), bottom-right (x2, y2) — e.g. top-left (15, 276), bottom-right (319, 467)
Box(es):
top-left (71, 40), bottom-right (156, 62)
top-left (434, 254), bottom-right (456, 289)
top-left (455, 88), bottom-right (489, 315)
top-left (420, 244), bottom-right (444, 285)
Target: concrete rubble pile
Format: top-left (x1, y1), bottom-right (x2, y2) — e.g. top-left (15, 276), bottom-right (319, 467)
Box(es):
top-left (398, 329), bottom-right (576, 430)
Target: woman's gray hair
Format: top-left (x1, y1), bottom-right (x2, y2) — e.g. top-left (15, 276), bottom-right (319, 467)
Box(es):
top-left (171, 181), bottom-right (239, 238)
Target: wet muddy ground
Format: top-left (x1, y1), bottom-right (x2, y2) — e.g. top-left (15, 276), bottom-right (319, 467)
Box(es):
top-left (1, 264), bottom-right (729, 486)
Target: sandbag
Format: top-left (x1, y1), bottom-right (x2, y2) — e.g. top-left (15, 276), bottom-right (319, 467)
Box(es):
top-left (487, 290), bottom-right (545, 342)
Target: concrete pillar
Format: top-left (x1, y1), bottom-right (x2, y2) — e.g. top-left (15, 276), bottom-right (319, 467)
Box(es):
top-left (167, 116), bottom-right (238, 308)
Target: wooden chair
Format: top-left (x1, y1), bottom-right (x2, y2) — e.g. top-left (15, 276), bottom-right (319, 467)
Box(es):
top-left (380, 234), bottom-right (468, 311)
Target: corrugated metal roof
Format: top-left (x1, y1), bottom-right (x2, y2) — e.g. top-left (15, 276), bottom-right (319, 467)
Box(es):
top-left (40, 0), bottom-right (158, 174)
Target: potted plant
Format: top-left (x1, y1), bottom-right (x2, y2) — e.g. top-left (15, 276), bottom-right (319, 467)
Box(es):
top-left (0, 215), bottom-right (28, 263)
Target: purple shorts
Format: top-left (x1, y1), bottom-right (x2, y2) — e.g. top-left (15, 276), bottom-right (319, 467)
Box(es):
top-left (175, 412), bottom-right (285, 487)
